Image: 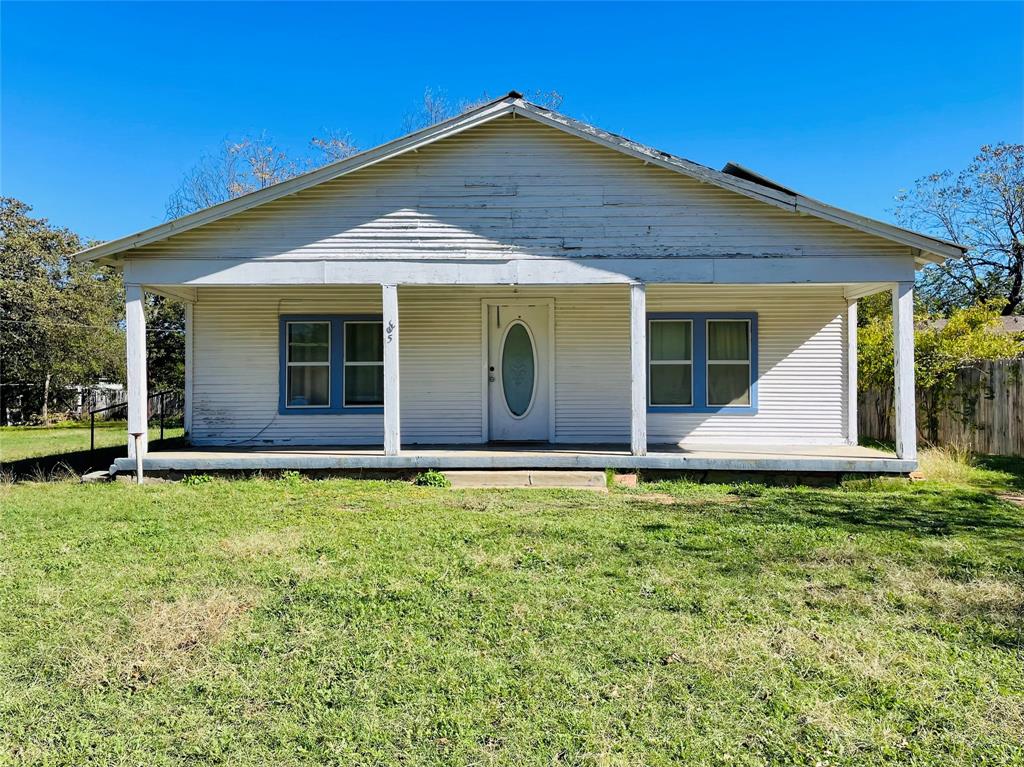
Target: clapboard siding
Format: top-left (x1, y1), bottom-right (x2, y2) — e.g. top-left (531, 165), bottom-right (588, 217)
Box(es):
top-left (129, 117), bottom-right (911, 263)
top-left (191, 287), bottom-right (384, 445)
top-left (399, 287), bottom-right (483, 442)
top-left (552, 288), bottom-right (631, 441)
top-left (191, 284), bottom-right (848, 447)
top-left (648, 285), bottom-right (848, 445)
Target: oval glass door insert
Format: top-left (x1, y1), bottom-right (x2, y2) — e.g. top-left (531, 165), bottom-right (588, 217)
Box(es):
top-left (501, 322), bottom-right (536, 417)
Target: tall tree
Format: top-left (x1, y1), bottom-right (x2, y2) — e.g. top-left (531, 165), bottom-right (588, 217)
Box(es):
top-left (0, 198), bottom-right (123, 423)
top-left (165, 131), bottom-right (360, 219)
top-left (895, 143), bottom-right (1024, 315)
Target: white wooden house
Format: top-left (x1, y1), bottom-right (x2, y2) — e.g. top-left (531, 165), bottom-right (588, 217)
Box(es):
top-left (75, 92), bottom-right (965, 475)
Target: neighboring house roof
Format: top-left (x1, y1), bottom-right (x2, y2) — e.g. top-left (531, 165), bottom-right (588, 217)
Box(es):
top-left (74, 91), bottom-right (968, 265)
top-left (919, 316), bottom-right (1024, 335)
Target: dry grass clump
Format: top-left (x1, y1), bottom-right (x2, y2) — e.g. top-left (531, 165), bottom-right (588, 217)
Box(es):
top-left (73, 589), bottom-right (254, 688)
top-left (884, 564), bottom-right (1024, 623)
top-left (917, 444), bottom-right (978, 485)
top-left (218, 527), bottom-right (304, 559)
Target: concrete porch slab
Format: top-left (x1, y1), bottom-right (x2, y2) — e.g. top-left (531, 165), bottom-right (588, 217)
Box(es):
top-left (112, 443), bottom-right (913, 476)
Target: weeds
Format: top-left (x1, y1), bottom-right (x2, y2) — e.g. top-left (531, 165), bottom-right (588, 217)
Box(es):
top-left (413, 468), bottom-right (451, 487)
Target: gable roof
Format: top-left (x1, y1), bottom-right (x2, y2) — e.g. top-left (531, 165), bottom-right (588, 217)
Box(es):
top-left (74, 91), bottom-right (967, 265)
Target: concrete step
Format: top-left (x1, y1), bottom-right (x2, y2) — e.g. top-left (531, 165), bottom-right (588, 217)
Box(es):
top-left (443, 470), bottom-right (607, 490)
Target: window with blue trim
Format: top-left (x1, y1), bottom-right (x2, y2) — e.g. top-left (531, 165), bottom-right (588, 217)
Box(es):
top-left (647, 313), bottom-right (758, 414)
top-left (279, 315), bottom-right (384, 415)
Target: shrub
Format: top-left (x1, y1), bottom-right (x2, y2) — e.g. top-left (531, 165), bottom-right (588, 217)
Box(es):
top-left (859, 300), bottom-right (1023, 443)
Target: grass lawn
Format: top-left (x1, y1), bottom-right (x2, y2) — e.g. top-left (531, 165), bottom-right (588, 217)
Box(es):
top-left (1, 458), bottom-right (1022, 765)
top-left (0, 421), bottom-right (184, 464)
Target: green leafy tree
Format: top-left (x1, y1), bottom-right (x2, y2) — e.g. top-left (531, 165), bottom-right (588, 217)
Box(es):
top-left (0, 198), bottom-right (124, 423)
top-left (145, 295), bottom-right (185, 392)
top-left (859, 300), bottom-right (1023, 443)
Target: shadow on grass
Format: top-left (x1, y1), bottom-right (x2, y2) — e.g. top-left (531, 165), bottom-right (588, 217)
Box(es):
top-left (731, 486), bottom-right (1024, 542)
top-left (1, 437), bottom-right (187, 480)
top-left (975, 455), bottom-right (1024, 491)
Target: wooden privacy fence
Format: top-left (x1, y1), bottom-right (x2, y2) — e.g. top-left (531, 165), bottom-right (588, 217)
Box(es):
top-left (859, 358), bottom-right (1024, 456)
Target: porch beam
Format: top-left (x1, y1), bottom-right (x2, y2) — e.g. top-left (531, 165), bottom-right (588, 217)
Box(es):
top-left (382, 284), bottom-right (401, 456)
top-left (122, 254), bottom-right (918, 287)
top-left (125, 284), bottom-right (148, 458)
top-left (892, 281), bottom-right (917, 461)
top-left (630, 283), bottom-right (647, 456)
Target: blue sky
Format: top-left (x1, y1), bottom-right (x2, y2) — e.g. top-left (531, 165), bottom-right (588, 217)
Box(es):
top-left (2, 1), bottom-right (1021, 242)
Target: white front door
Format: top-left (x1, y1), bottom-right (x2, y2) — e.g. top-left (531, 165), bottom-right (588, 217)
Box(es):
top-left (486, 302), bottom-right (551, 442)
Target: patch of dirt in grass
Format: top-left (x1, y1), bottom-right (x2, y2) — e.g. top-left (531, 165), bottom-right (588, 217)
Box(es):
top-left (218, 528), bottom-right (304, 558)
top-left (626, 491), bottom-right (743, 509)
top-left (72, 589), bottom-right (255, 689)
top-left (634, 493), bottom-right (678, 505)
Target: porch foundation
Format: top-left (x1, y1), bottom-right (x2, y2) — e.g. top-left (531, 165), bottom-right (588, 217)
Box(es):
top-left (112, 443), bottom-right (913, 476)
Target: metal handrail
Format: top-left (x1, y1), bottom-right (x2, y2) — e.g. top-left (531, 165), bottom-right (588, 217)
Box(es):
top-left (89, 390), bottom-right (181, 455)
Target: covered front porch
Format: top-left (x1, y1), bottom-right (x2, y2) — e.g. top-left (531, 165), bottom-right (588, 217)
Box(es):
top-left (119, 277), bottom-right (919, 478)
top-left (112, 441), bottom-right (912, 475)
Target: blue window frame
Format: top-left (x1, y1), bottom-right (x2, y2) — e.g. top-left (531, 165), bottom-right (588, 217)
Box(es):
top-left (278, 314), bottom-right (384, 415)
top-left (647, 312), bottom-right (758, 414)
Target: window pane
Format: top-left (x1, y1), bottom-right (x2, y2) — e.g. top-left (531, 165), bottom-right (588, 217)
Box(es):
top-left (650, 364), bottom-right (692, 405)
top-left (708, 320), bottom-right (749, 361)
top-left (346, 323), bottom-right (383, 363)
top-left (288, 322), bottom-right (330, 363)
top-left (502, 323), bottom-right (535, 416)
top-left (287, 365), bottom-right (330, 406)
top-left (708, 364), bottom-right (750, 406)
top-left (345, 365), bottom-right (384, 405)
top-left (650, 321), bottom-right (692, 361)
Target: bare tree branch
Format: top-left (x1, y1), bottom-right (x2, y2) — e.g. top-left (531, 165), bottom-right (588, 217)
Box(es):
top-left (895, 143), bottom-right (1024, 315)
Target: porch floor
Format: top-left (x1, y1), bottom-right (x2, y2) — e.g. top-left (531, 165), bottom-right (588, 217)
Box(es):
top-left (113, 443), bottom-right (912, 475)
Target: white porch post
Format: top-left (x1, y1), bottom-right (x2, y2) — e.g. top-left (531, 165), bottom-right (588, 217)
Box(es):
top-left (382, 284), bottom-right (401, 456)
top-left (183, 302), bottom-right (194, 439)
top-left (892, 281), bottom-right (917, 461)
top-left (846, 299), bottom-right (858, 445)
top-left (630, 283), bottom-right (647, 456)
top-left (125, 284), bottom-right (148, 458)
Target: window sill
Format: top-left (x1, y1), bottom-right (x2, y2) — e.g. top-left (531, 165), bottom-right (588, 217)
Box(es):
top-left (278, 406), bottom-right (384, 416)
top-left (648, 406), bottom-right (757, 415)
